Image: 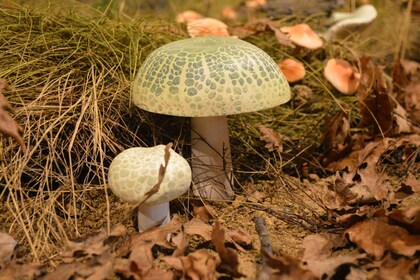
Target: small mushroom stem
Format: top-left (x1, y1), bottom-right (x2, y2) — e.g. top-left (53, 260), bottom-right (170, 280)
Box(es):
top-left (137, 202), bottom-right (170, 232)
top-left (191, 116), bottom-right (235, 200)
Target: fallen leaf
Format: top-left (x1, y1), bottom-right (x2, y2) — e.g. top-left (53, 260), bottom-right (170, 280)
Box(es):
top-left (372, 254), bottom-right (419, 280)
top-left (387, 205), bottom-right (420, 233)
top-left (267, 23), bottom-right (295, 48)
top-left (191, 200), bottom-right (218, 223)
top-left (59, 224), bottom-right (126, 262)
top-left (128, 214), bottom-right (184, 251)
top-left (345, 218), bottom-right (420, 259)
top-left (171, 227), bottom-right (188, 257)
top-left (211, 222), bottom-right (244, 278)
top-left (226, 228), bottom-right (253, 248)
top-left (183, 218), bottom-right (213, 241)
top-left (320, 111), bottom-right (352, 166)
top-left (163, 250), bottom-right (217, 280)
top-left (264, 251), bottom-right (316, 280)
top-left (0, 79), bottom-right (26, 153)
top-left (0, 232), bottom-right (17, 269)
top-left (258, 125), bottom-right (284, 154)
top-left (302, 234), bottom-right (366, 279)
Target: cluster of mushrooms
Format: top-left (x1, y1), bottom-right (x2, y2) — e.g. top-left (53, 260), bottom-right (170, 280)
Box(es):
top-left (108, 3), bottom-right (378, 232)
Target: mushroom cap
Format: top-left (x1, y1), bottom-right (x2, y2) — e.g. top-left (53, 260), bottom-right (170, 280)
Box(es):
top-left (280, 24), bottom-right (323, 50)
top-left (278, 58), bottom-right (306, 83)
top-left (324, 5), bottom-right (378, 41)
top-left (108, 145), bottom-right (192, 205)
top-left (176, 10), bottom-right (204, 24)
top-left (324, 58), bottom-right (361, 95)
top-left (133, 36), bottom-right (290, 117)
top-left (187, 18), bottom-right (230, 37)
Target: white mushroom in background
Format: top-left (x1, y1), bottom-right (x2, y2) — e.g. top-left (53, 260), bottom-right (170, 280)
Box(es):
top-left (323, 4), bottom-right (378, 41)
top-left (132, 36), bottom-right (290, 200)
top-left (108, 144), bottom-right (191, 232)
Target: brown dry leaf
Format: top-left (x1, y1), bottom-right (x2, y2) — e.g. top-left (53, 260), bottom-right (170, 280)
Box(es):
top-left (264, 251), bottom-right (317, 280)
top-left (59, 224), bottom-right (126, 263)
top-left (358, 57), bottom-right (394, 136)
top-left (0, 262), bottom-right (44, 280)
top-left (401, 59), bottom-right (420, 123)
top-left (345, 218), bottom-right (420, 259)
top-left (211, 222), bottom-right (244, 278)
top-left (267, 23), bottom-right (295, 48)
top-left (372, 254), bottom-right (419, 280)
top-left (226, 228), bottom-right (253, 248)
top-left (163, 250), bottom-right (217, 280)
top-left (128, 214), bottom-right (184, 251)
top-left (0, 232), bottom-right (17, 269)
top-left (44, 253), bottom-right (115, 280)
top-left (191, 200), bottom-right (218, 223)
top-left (320, 111), bottom-right (352, 166)
top-left (171, 228), bottom-right (188, 257)
top-left (258, 125), bottom-right (284, 154)
top-left (246, 190), bottom-right (267, 203)
top-left (183, 218), bottom-right (213, 241)
top-left (187, 18), bottom-right (230, 38)
top-left (301, 234), bottom-right (366, 279)
top-left (403, 172), bottom-right (420, 193)
top-left (387, 205), bottom-right (420, 234)
top-left (0, 79), bottom-right (26, 153)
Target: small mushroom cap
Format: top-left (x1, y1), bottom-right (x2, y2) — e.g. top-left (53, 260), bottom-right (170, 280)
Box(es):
top-left (278, 58), bottom-right (306, 83)
top-left (176, 10), bottom-right (204, 24)
top-left (187, 18), bottom-right (230, 37)
top-left (133, 36), bottom-right (290, 117)
top-left (108, 145), bottom-right (192, 205)
top-left (324, 58), bottom-right (361, 95)
top-left (280, 24), bottom-right (323, 50)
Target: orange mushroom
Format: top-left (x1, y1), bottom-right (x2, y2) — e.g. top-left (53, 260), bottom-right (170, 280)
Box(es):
top-left (176, 10), bottom-right (204, 24)
top-left (187, 18), bottom-right (230, 37)
top-left (324, 59), bottom-right (361, 95)
top-left (245, 0), bottom-right (267, 8)
top-left (222, 6), bottom-right (238, 21)
top-left (280, 24), bottom-right (323, 50)
top-left (278, 58), bottom-right (306, 83)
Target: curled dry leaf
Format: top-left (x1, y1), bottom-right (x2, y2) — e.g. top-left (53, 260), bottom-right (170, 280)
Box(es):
top-left (175, 10), bottom-right (204, 24)
top-left (387, 205), bottom-right (420, 234)
top-left (302, 234), bottom-right (366, 279)
top-left (212, 222), bottom-right (244, 278)
top-left (372, 254), bottom-right (419, 280)
top-left (258, 125), bottom-right (284, 154)
top-left (191, 200), bottom-right (218, 223)
top-left (358, 56), bottom-right (394, 136)
top-left (187, 18), bottom-right (230, 37)
top-left (0, 232), bottom-right (17, 269)
top-left (163, 250), bottom-right (217, 280)
top-left (0, 79), bottom-right (26, 153)
top-left (59, 224), bottom-right (126, 263)
top-left (345, 218), bottom-right (420, 259)
top-left (320, 111), bottom-right (352, 166)
top-left (264, 251), bottom-right (317, 280)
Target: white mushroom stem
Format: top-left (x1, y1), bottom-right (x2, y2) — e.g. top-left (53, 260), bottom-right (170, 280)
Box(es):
top-left (137, 202), bottom-right (170, 232)
top-left (191, 116), bottom-right (235, 200)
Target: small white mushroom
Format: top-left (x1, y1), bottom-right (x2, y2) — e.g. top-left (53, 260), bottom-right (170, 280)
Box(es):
top-left (323, 4), bottom-right (378, 41)
top-left (108, 144), bottom-right (191, 232)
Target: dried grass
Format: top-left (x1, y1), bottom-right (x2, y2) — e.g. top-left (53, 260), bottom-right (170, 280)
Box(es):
top-left (0, 1), bottom-right (186, 262)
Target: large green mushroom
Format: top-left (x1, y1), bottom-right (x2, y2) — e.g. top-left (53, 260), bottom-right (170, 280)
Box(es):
top-left (132, 36), bottom-right (290, 200)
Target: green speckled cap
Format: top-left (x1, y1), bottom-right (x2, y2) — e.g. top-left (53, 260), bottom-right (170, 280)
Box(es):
top-left (108, 145), bottom-right (192, 205)
top-left (132, 36), bottom-right (290, 117)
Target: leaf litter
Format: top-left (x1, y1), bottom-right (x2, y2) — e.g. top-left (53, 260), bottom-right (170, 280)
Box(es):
top-left (1, 0), bottom-right (420, 279)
